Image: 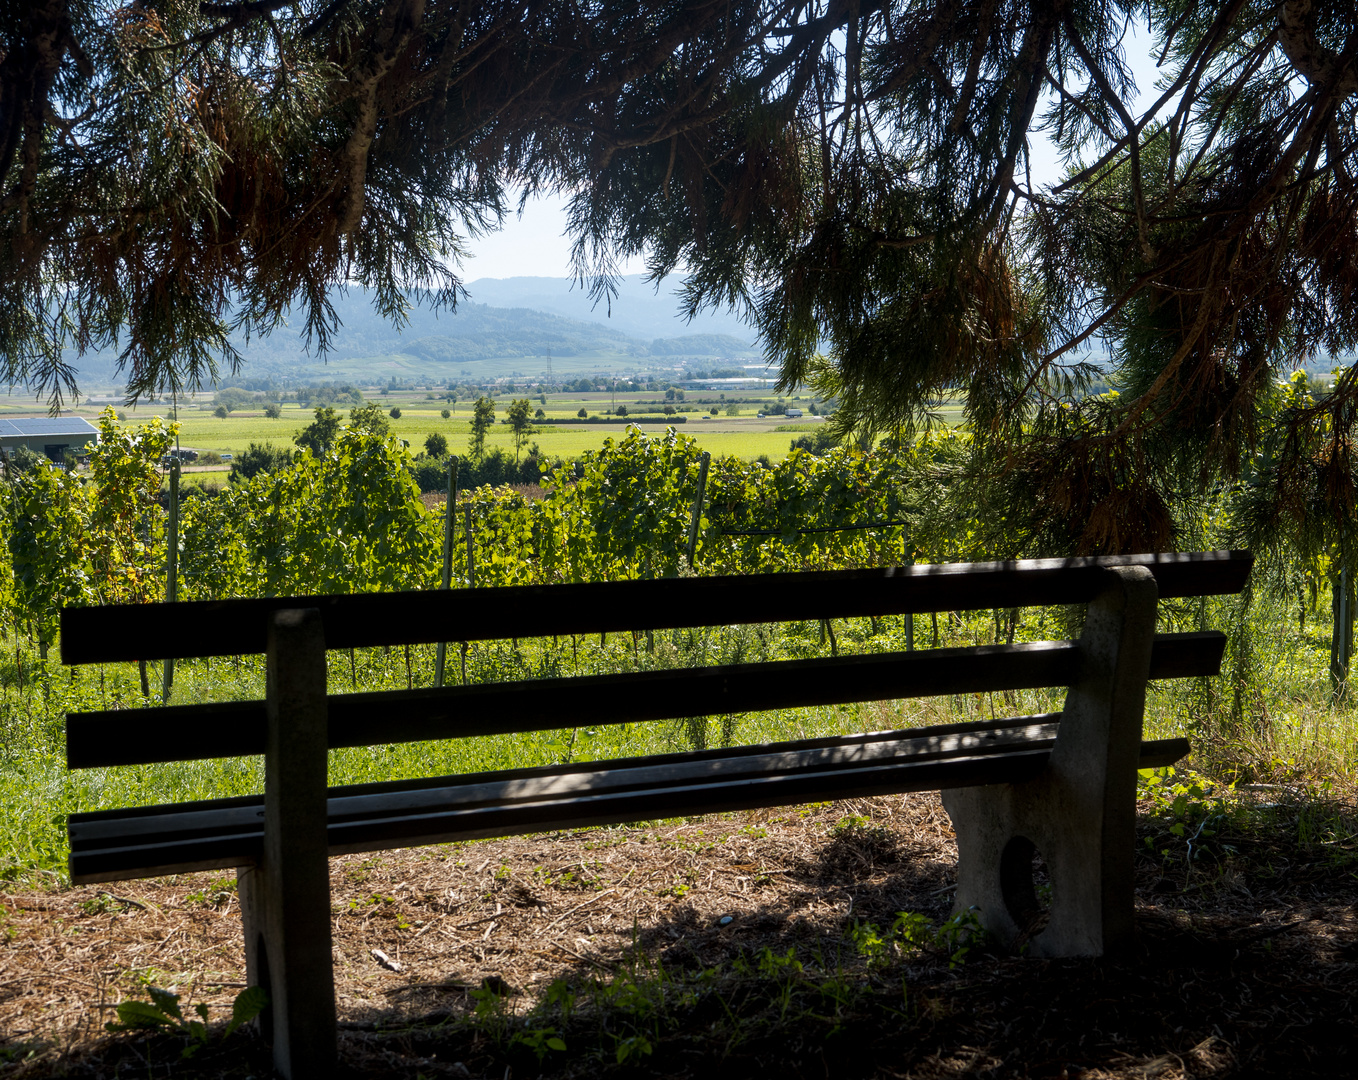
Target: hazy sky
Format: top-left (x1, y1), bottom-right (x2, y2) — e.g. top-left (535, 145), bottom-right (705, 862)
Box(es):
top-left (459, 190), bottom-right (596, 281)
top-left (461, 25), bottom-right (1165, 282)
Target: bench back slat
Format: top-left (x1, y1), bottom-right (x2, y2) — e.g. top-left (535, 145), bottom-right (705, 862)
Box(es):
top-left (66, 631), bottom-right (1225, 769)
top-left (59, 552), bottom-right (1252, 664)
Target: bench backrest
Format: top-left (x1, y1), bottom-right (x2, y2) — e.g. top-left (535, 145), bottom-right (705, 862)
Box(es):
top-left (61, 552), bottom-right (1252, 771)
top-left (61, 552), bottom-right (1251, 662)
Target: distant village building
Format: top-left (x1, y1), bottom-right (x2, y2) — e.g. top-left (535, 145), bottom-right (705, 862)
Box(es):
top-left (0, 417), bottom-right (99, 462)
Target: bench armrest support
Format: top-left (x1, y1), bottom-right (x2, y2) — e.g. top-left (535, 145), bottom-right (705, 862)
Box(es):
top-left (945, 564), bottom-right (1158, 956)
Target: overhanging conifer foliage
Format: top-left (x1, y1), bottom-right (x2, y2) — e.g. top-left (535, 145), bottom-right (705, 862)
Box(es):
top-left (0, 0), bottom-right (790, 402)
top-left (4, 2), bottom-right (1358, 553)
top-left (588, 0), bottom-right (1358, 555)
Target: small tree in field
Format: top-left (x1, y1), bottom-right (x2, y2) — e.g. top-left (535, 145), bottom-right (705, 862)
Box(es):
top-left (349, 403), bottom-right (391, 435)
top-left (213, 406), bottom-right (228, 420)
top-left (425, 432), bottom-right (449, 459)
top-left (506, 398), bottom-right (535, 462)
top-left (441, 408), bottom-right (451, 420)
top-left (294, 406), bottom-right (342, 458)
top-left (389, 407), bottom-right (402, 419)
top-left (577, 407), bottom-right (588, 418)
top-left (469, 397), bottom-right (495, 461)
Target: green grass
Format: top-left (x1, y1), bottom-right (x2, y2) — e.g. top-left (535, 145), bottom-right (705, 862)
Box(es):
top-left (0, 614), bottom-right (1014, 884)
top-left (0, 623), bottom-right (893, 884)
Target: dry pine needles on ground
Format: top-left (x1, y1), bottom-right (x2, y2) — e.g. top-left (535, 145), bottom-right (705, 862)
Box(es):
top-left (1, 790), bottom-right (1355, 1079)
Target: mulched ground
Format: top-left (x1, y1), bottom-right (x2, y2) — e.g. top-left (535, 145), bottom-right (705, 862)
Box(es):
top-left (1, 788), bottom-right (1355, 1079)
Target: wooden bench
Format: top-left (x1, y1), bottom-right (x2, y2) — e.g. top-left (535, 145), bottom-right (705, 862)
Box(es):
top-left (60, 552), bottom-right (1251, 1079)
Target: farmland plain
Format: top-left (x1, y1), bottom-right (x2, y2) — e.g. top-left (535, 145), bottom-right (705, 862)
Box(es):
top-left (0, 386), bottom-right (968, 464)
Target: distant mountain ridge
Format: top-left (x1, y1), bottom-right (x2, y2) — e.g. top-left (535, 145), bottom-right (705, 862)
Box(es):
top-left (461, 275), bottom-right (756, 343)
top-left (59, 277), bottom-right (762, 389)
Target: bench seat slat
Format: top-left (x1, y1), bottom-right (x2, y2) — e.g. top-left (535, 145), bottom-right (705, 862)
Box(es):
top-left (320, 752), bottom-right (1054, 856)
top-left (68, 719), bottom-right (1190, 884)
top-left (67, 632), bottom-right (1225, 769)
top-left (60, 552), bottom-right (1253, 664)
top-left (73, 716), bottom-right (1065, 843)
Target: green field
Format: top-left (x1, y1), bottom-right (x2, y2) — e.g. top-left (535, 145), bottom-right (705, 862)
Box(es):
top-left (50, 396), bottom-right (842, 463)
top-left (164, 410), bottom-right (809, 462)
top-left (0, 385), bottom-right (966, 466)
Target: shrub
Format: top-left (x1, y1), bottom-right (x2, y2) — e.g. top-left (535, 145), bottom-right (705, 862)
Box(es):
top-left (441, 408), bottom-right (451, 419)
top-left (389, 407), bottom-right (402, 419)
top-left (414, 447), bottom-right (546, 492)
top-left (577, 407), bottom-right (588, 418)
top-left (264, 403), bottom-right (282, 419)
top-left (425, 432), bottom-right (449, 458)
top-left (294, 406), bottom-right (341, 457)
top-left (349, 403), bottom-right (391, 435)
top-left (789, 428), bottom-right (838, 454)
top-left (410, 455), bottom-right (447, 493)
top-left (229, 442), bottom-right (294, 482)
top-left (5, 446), bottom-right (44, 474)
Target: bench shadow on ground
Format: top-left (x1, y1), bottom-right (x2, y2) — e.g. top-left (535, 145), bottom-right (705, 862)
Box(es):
top-left (5, 794), bottom-right (1356, 1079)
top-left (351, 834), bottom-right (1357, 1080)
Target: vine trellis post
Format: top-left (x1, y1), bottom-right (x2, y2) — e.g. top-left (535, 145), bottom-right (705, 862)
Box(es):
top-left (686, 452), bottom-right (710, 570)
top-left (162, 459), bottom-right (179, 703)
top-left (903, 522), bottom-right (913, 652)
top-left (434, 457), bottom-right (458, 688)
top-left (1332, 563), bottom-right (1353, 702)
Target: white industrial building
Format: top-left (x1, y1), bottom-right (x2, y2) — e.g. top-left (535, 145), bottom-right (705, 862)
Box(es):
top-left (0, 417), bottom-right (99, 461)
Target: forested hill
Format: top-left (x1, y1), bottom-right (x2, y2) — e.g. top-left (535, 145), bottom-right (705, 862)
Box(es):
top-left (460, 275), bottom-right (756, 343)
top-left (59, 280), bottom-right (759, 389)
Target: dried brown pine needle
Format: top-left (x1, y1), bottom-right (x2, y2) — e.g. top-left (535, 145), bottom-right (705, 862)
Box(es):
top-left (1, 792), bottom-right (1355, 1078)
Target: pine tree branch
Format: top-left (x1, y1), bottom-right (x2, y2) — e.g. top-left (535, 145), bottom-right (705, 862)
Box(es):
top-left (334, 0), bottom-right (427, 236)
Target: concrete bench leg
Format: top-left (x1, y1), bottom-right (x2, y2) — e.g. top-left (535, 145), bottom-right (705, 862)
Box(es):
top-left (943, 565), bottom-right (1157, 957)
top-left (237, 609), bottom-right (336, 1078)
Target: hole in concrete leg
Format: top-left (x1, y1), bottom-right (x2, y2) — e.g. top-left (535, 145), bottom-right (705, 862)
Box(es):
top-left (255, 933), bottom-right (274, 1045)
top-left (1000, 836), bottom-right (1051, 937)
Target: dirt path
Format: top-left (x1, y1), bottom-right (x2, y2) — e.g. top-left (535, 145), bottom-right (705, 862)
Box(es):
top-left (1, 792), bottom-right (1354, 1078)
